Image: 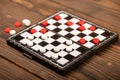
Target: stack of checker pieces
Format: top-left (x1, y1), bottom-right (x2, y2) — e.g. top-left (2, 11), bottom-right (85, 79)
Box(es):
top-left (7, 11), bottom-right (118, 73)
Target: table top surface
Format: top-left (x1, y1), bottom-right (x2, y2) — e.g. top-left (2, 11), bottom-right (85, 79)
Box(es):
top-left (0, 0), bottom-right (120, 80)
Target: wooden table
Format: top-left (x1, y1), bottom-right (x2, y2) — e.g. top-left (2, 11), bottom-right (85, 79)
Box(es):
top-left (0, 0), bottom-right (120, 80)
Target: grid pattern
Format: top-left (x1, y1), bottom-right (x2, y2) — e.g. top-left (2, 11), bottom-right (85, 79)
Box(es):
top-left (45, 13), bottom-right (111, 48)
top-left (16, 25), bottom-right (86, 66)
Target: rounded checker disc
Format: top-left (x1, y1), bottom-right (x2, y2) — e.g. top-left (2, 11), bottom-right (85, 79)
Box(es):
top-left (92, 38), bottom-right (100, 44)
top-left (9, 30), bottom-right (16, 35)
top-left (54, 15), bottom-right (61, 21)
top-left (4, 28), bottom-right (11, 33)
top-left (14, 21), bottom-right (21, 27)
top-left (79, 38), bottom-right (86, 44)
top-left (22, 19), bottom-right (31, 26)
top-left (66, 40), bottom-right (72, 46)
top-left (78, 20), bottom-right (84, 26)
top-left (30, 28), bottom-right (37, 34)
top-left (78, 26), bottom-right (85, 31)
top-left (89, 26), bottom-right (96, 31)
top-left (41, 21), bottom-right (48, 27)
top-left (66, 21), bottom-right (73, 26)
top-left (40, 28), bottom-right (47, 34)
top-left (39, 48), bottom-right (46, 53)
top-left (53, 47), bottom-right (60, 52)
top-left (66, 47), bottom-right (73, 52)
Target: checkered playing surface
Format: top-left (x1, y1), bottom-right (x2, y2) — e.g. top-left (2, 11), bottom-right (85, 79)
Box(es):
top-left (11, 11), bottom-right (114, 68)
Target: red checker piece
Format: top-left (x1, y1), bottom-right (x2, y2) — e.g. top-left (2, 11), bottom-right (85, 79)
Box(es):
top-left (40, 28), bottom-right (47, 34)
top-left (79, 38), bottom-right (86, 44)
top-left (89, 26), bottom-right (96, 31)
top-left (54, 15), bottom-right (61, 20)
top-left (78, 20), bottom-right (84, 26)
top-left (92, 38), bottom-right (100, 44)
top-left (41, 20), bottom-right (48, 27)
top-left (66, 21), bottom-right (73, 26)
top-left (14, 21), bottom-right (21, 27)
top-left (4, 28), bottom-right (11, 33)
top-left (78, 26), bottom-right (85, 31)
top-left (30, 28), bottom-right (37, 34)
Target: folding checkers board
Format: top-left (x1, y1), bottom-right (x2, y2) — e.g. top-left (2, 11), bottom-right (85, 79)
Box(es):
top-left (7, 11), bottom-right (118, 73)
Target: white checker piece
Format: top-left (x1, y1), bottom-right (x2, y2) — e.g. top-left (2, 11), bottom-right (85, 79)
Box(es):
top-left (57, 58), bottom-right (69, 65)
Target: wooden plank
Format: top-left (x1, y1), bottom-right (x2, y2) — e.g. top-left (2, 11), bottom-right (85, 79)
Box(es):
top-left (0, 0), bottom-right (120, 80)
top-left (11, 0), bottom-right (45, 9)
top-left (52, 0), bottom-right (120, 27)
top-left (0, 57), bottom-right (41, 80)
top-left (0, 38), bottom-right (68, 80)
top-left (0, 0), bottom-right (11, 9)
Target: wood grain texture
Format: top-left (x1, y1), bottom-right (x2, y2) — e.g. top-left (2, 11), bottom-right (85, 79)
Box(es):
top-left (0, 57), bottom-right (41, 80)
top-left (0, 0), bottom-right (120, 80)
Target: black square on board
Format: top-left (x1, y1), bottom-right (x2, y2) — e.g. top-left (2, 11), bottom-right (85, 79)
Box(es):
top-left (51, 41), bottom-right (61, 46)
top-left (64, 54), bottom-right (74, 61)
top-left (65, 15), bottom-right (73, 20)
top-left (65, 33), bottom-right (74, 38)
top-left (89, 32), bottom-right (98, 37)
top-left (39, 41), bottom-right (48, 47)
top-left (65, 27), bottom-right (73, 32)
top-left (53, 28), bottom-right (62, 33)
top-left (77, 33), bottom-right (86, 38)
top-left (51, 34), bottom-right (60, 39)
top-left (53, 22), bottom-right (61, 26)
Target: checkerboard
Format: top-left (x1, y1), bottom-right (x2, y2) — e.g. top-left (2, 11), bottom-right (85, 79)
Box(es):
top-left (7, 11), bottom-right (118, 73)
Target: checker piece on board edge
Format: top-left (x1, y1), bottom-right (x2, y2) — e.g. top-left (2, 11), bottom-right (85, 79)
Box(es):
top-left (7, 11), bottom-right (118, 74)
